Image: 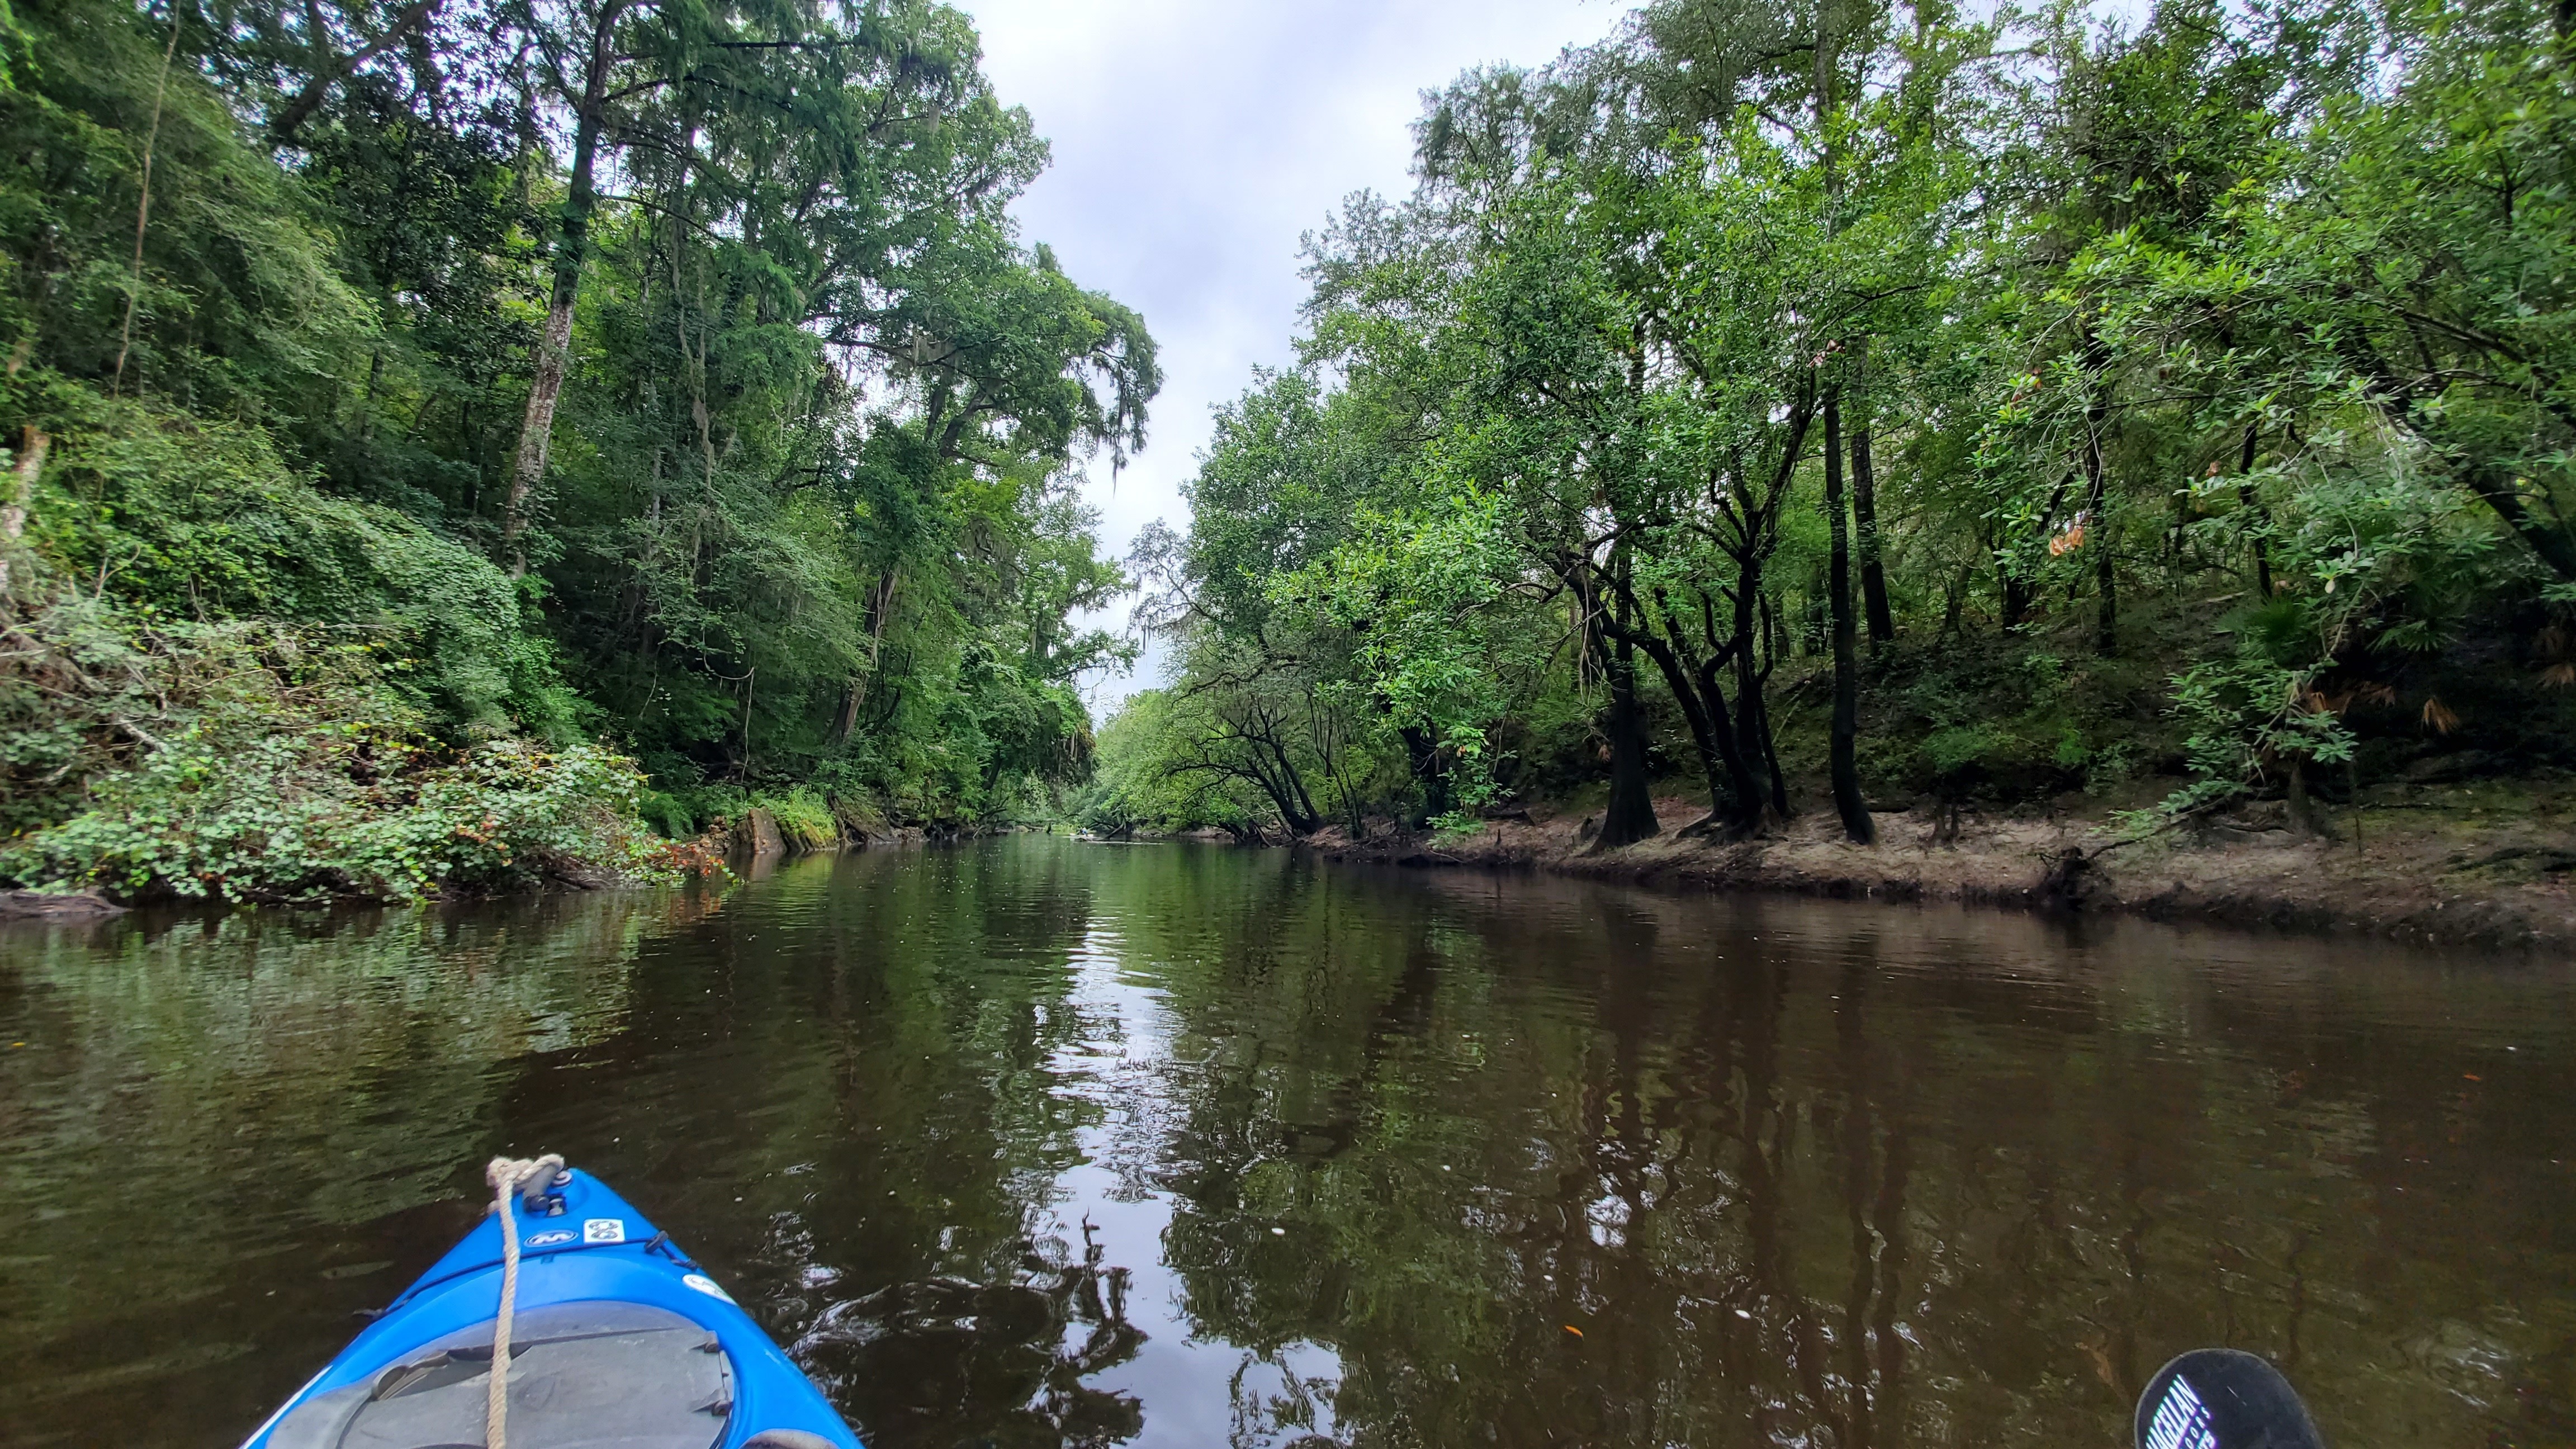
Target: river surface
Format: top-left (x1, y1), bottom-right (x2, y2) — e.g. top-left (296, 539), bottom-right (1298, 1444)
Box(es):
top-left (5, 837), bottom-right (2573, 1448)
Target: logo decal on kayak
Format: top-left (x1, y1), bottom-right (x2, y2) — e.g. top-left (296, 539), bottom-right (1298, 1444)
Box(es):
top-left (2143, 1376), bottom-right (2217, 1449)
top-left (682, 1273), bottom-right (735, 1303)
top-left (583, 1218), bottom-right (627, 1244)
top-left (524, 1229), bottom-right (579, 1248)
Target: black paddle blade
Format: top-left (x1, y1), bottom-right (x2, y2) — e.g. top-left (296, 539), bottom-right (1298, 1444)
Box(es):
top-left (2135, 1349), bottom-right (2324, 1449)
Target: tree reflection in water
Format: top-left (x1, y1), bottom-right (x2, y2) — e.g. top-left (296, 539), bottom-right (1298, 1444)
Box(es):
top-left (8, 840), bottom-right (2576, 1449)
top-left (791, 1218), bottom-right (1148, 1447)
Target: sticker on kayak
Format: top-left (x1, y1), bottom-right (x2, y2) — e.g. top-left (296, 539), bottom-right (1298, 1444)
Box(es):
top-left (582, 1219), bottom-right (627, 1244)
top-left (2142, 1375), bottom-right (2217, 1449)
top-left (681, 1273), bottom-right (735, 1303)
top-left (524, 1229), bottom-right (579, 1248)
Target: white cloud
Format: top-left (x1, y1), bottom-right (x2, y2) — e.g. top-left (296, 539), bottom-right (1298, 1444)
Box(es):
top-left (959, 0), bottom-right (1630, 713)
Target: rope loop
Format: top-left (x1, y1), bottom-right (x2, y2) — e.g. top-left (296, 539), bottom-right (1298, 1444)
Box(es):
top-left (482, 1153), bottom-right (566, 1449)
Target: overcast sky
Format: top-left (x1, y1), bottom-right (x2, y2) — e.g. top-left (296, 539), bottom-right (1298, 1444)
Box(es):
top-left (956, 0), bottom-right (1632, 711)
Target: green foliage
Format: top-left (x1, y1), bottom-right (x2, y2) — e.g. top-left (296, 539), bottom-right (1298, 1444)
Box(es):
top-left (1107, 0), bottom-right (2576, 834)
top-left (2113, 651), bottom-right (2360, 835)
top-left (3, 730), bottom-right (674, 902)
top-left (1072, 691), bottom-right (1243, 836)
top-left (760, 788), bottom-right (839, 853)
top-left (10, 0), bottom-right (2568, 876)
top-left (11, 381), bottom-right (570, 730)
top-left (0, 589), bottom-right (670, 899)
top-left (1271, 488), bottom-right (1518, 822)
top-left (0, 0), bottom-right (1156, 901)
top-left (2120, 419), bottom-right (2511, 822)
top-left (0, 0), bottom-right (373, 408)
top-left (1922, 724), bottom-right (2002, 779)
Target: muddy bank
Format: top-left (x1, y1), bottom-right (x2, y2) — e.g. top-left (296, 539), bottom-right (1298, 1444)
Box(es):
top-left (0, 888), bottom-right (124, 919)
top-left (1299, 784), bottom-right (2576, 953)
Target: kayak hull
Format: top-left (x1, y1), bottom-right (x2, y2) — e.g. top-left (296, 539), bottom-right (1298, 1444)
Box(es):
top-left (240, 1169), bottom-right (861, 1449)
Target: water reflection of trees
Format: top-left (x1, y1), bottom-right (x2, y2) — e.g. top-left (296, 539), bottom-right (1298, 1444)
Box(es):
top-left (7, 844), bottom-right (1160, 1449)
top-left (790, 1218), bottom-right (1147, 1448)
top-left (2, 888), bottom-right (711, 1444)
top-left (13, 844), bottom-right (2576, 1449)
top-left (543, 846), bottom-right (1157, 1449)
top-left (1102, 863), bottom-right (2576, 1449)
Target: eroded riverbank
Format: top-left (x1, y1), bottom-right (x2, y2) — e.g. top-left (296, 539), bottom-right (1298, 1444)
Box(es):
top-left (1298, 779), bottom-right (2576, 952)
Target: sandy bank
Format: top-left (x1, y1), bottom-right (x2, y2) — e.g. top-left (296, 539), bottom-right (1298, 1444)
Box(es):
top-left (1296, 785), bottom-right (2576, 953)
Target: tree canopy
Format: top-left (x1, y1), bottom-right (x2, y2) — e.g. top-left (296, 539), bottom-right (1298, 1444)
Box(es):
top-left (0, 0), bottom-right (1157, 896)
top-left (1085, 0), bottom-right (2576, 846)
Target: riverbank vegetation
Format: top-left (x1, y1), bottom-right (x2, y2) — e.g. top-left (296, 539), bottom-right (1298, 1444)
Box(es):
top-left (0, 0), bottom-right (1151, 899)
top-left (1080, 0), bottom-right (2576, 863)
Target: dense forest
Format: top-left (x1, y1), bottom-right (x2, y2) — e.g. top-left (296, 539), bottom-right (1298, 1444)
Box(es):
top-left (1082, 0), bottom-right (2576, 851)
top-left (0, 0), bottom-right (1154, 898)
top-left (7, 0), bottom-right (2573, 903)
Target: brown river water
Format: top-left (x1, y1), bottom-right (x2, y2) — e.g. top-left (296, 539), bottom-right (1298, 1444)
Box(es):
top-left (4, 836), bottom-right (2572, 1448)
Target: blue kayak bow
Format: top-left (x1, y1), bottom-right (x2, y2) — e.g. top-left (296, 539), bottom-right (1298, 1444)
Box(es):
top-left (240, 1163), bottom-right (863, 1449)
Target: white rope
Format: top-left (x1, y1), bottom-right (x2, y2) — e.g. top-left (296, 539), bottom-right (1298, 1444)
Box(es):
top-left (482, 1153), bottom-right (565, 1449)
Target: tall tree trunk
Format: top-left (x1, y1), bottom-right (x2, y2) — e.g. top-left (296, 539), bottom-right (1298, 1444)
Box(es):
top-left (1732, 571), bottom-right (1769, 812)
top-left (1824, 388), bottom-right (1877, 845)
top-left (1713, 404), bottom-right (1810, 828)
top-left (2082, 335), bottom-right (2117, 655)
top-left (835, 679), bottom-right (863, 742)
top-left (2000, 570), bottom-right (2033, 631)
top-left (2235, 423), bottom-right (2272, 598)
top-left (1618, 593), bottom-right (1761, 832)
top-left (1687, 639), bottom-right (1767, 831)
top-left (1726, 581), bottom-right (1793, 823)
top-left (502, 1), bottom-right (626, 577)
top-left (1399, 723), bottom-right (1451, 820)
top-left (1626, 622), bottom-right (1725, 823)
top-left (1, 427), bottom-right (49, 597)
top-left (111, 11), bottom-right (184, 397)
top-left (1594, 593), bottom-right (1661, 850)
top-left (1251, 734), bottom-right (1322, 836)
top-left (1265, 734), bottom-right (1323, 834)
top-left (837, 566), bottom-right (899, 742)
top-left (1850, 345), bottom-right (1894, 645)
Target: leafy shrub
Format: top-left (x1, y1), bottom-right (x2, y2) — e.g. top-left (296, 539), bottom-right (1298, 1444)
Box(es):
top-left (1, 724), bottom-right (677, 902)
top-left (2113, 652), bottom-right (2359, 835)
top-left (759, 788), bottom-right (840, 851)
top-left (1921, 724), bottom-right (2001, 778)
top-left (9, 382), bottom-right (571, 732)
top-left (633, 788), bottom-right (698, 840)
top-left (0, 583), bottom-right (675, 901)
